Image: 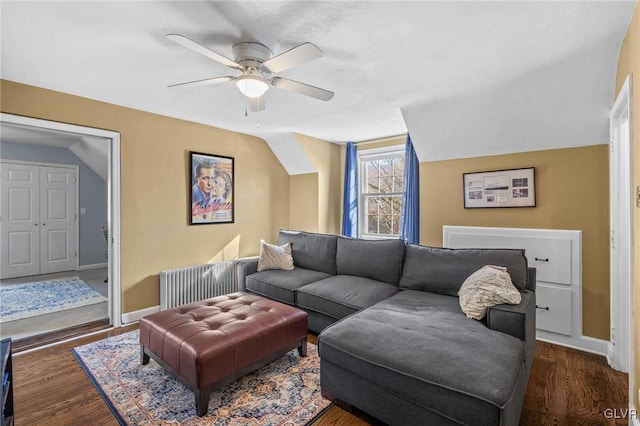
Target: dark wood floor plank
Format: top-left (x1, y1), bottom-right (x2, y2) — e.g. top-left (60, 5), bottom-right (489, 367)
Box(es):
top-left (519, 341), bottom-right (628, 426)
top-left (12, 326), bottom-right (135, 426)
top-left (11, 328), bottom-right (629, 426)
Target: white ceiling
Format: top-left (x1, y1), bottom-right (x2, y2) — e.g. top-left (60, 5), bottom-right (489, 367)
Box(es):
top-left (1, 1), bottom-right (636, 168)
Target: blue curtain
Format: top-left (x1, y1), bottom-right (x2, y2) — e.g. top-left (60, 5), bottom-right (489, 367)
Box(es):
top-left (341, 142), bottom-right (358, 237)
top-left (400, 134), bottom-right (420, 243)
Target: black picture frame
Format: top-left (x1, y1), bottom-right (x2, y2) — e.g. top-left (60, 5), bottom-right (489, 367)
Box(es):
top-left (189, 151), bottom-right (234, 224)
top-left (463, 167), bottom-right (536, 208)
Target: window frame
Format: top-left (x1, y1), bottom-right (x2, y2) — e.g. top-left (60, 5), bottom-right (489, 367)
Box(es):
top-left (357, 145), bottom-right (405, 239)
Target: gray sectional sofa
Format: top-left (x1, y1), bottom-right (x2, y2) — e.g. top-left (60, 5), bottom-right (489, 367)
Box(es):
top-left (237, 229), bottom-right (536, 426)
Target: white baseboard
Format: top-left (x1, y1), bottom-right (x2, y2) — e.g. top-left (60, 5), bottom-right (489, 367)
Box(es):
top-left (577, 335), bottom-right (610, 356)
top-left (121, 305), bottom-right (159, 324)
top-left (536, 333), bottom-right (609, 357)
top-left (78, 262), bottom-right (108, 270)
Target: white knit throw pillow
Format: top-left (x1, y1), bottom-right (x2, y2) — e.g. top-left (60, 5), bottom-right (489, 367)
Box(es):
top-left (458, 265), bottom-right (522, 320)
top-left (257, 240), bottom-right (294, 272)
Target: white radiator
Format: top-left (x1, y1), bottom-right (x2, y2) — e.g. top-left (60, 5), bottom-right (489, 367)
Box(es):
top-left (160, 260), bottom-right (238, 310)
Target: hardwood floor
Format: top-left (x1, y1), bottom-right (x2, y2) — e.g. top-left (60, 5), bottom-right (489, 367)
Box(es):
top-left (520, 341), bottom-right (629, 425)
top-left (11, 328), bottom-right (629, 426)
top-left (12, 325), bottom-right (138, 426)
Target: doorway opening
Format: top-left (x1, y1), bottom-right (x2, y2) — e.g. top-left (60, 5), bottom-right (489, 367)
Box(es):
top-left (0, 113), bottom-right (121, 350)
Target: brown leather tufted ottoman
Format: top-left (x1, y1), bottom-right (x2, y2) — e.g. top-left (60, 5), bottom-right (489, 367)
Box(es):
top-left (139, 292), bottom-right (308, 416)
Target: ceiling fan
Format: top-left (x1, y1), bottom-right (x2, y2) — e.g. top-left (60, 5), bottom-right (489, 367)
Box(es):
top-left (166, 34), bottom-right (334, 111)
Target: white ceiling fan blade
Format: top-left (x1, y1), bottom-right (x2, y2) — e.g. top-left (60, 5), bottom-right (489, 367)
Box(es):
top-left (166, 34), bottom-right (240, 69)
top-left (168, 76), bottom-right (234, 89)
top-left (271, 77), bottom-right (334, 101)
top-left (263, 42), bottom-right (323, 73)
top-left (249, 96), bottom-right (266, 112)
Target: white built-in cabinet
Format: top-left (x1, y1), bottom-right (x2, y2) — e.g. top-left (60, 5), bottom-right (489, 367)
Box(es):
top-left (443, 226), bottom-right (606, 354)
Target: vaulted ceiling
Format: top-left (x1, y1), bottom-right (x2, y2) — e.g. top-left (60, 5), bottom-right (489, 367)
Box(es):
top-left (1, 1), bottom-right (636, 172)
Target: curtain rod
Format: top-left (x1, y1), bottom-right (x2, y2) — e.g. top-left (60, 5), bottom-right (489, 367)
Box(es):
top-left (354, 133), bottom-right (407, 146)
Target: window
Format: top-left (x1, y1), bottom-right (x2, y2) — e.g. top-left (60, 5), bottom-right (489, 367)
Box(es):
top-left (358, 147), bottom-right (404, 238)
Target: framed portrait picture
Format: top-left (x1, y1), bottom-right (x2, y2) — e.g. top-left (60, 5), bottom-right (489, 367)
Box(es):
top-left (463, 167), bottom-right (536, 208)
top-left (190, 151), bottom-right (234, 224)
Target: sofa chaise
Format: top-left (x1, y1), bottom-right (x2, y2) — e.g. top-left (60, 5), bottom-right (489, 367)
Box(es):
top-left (237, 229), bottom-right (536, 425)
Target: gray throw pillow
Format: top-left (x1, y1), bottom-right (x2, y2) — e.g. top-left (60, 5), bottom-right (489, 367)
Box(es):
top-left (257, 240), bottom-right (294, 272)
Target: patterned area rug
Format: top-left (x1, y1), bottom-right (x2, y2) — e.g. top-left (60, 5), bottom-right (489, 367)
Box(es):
top-left (0, 276), bottom-right (107, 323)
top-left (73, 330), bottom-right (332, 425)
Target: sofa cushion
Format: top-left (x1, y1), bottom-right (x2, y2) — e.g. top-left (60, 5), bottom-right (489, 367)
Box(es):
top-left (277, 230), bottom-right (338, 275)
top-left (318, 290), bottom-right (526, 425)
top-left (399, 244), bottom-right (529, 295)
top-left (336, 237), bottom-right (405, 285)
top-left (296, 275), bottom-right (399, 320)
top-left (245, 267), bottom-right (331, 305)
top-left (458, 265), bottom-right (522, 320)
top-left (257, 240), bottom-right (294, 272)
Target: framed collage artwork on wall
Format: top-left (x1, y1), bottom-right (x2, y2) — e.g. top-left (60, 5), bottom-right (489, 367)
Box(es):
top-left (463, 167), bottom-right (535, 208)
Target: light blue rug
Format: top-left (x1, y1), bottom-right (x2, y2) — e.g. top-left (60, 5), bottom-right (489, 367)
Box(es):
top-left (0, 276), bottom-right (107, 323)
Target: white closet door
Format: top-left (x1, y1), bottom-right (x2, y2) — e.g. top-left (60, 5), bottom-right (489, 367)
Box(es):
top-left (0, 163), bottom-right (40, 278)
top-left (39, 166), bottom-right (76, 274)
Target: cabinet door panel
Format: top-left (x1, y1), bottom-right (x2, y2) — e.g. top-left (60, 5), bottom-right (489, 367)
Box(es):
top-left (536, 284), bottom-right (572, 336)
top-left (447, 233), bottom-right (572, 285)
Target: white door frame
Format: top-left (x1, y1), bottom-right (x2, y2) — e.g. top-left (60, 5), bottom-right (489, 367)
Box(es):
top-left (608, 75), bottom-right (632, 375)
top-left (0, 113), bottom-right (122, 327)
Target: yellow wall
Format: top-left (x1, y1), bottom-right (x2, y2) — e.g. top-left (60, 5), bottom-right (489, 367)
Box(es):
top-left (615, 1), bottom-right (639, 410)
top-left (293, 134), bottom-right (341, 234)
top-left (0, 80), bottom-right (291, 313)
top-left (289, 173), bottom-right (319, 232)
top-left (421, 146), bottom-right (610, 340)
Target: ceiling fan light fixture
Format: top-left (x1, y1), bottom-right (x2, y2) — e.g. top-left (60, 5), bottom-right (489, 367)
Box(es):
top-left (235, 73), bottom-right (269, 98)
top-left (167, 36), bottom-right (332, 103)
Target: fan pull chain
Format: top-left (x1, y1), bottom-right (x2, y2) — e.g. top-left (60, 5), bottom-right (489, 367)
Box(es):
top-left (242, 96), bottom-right (261, 127)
